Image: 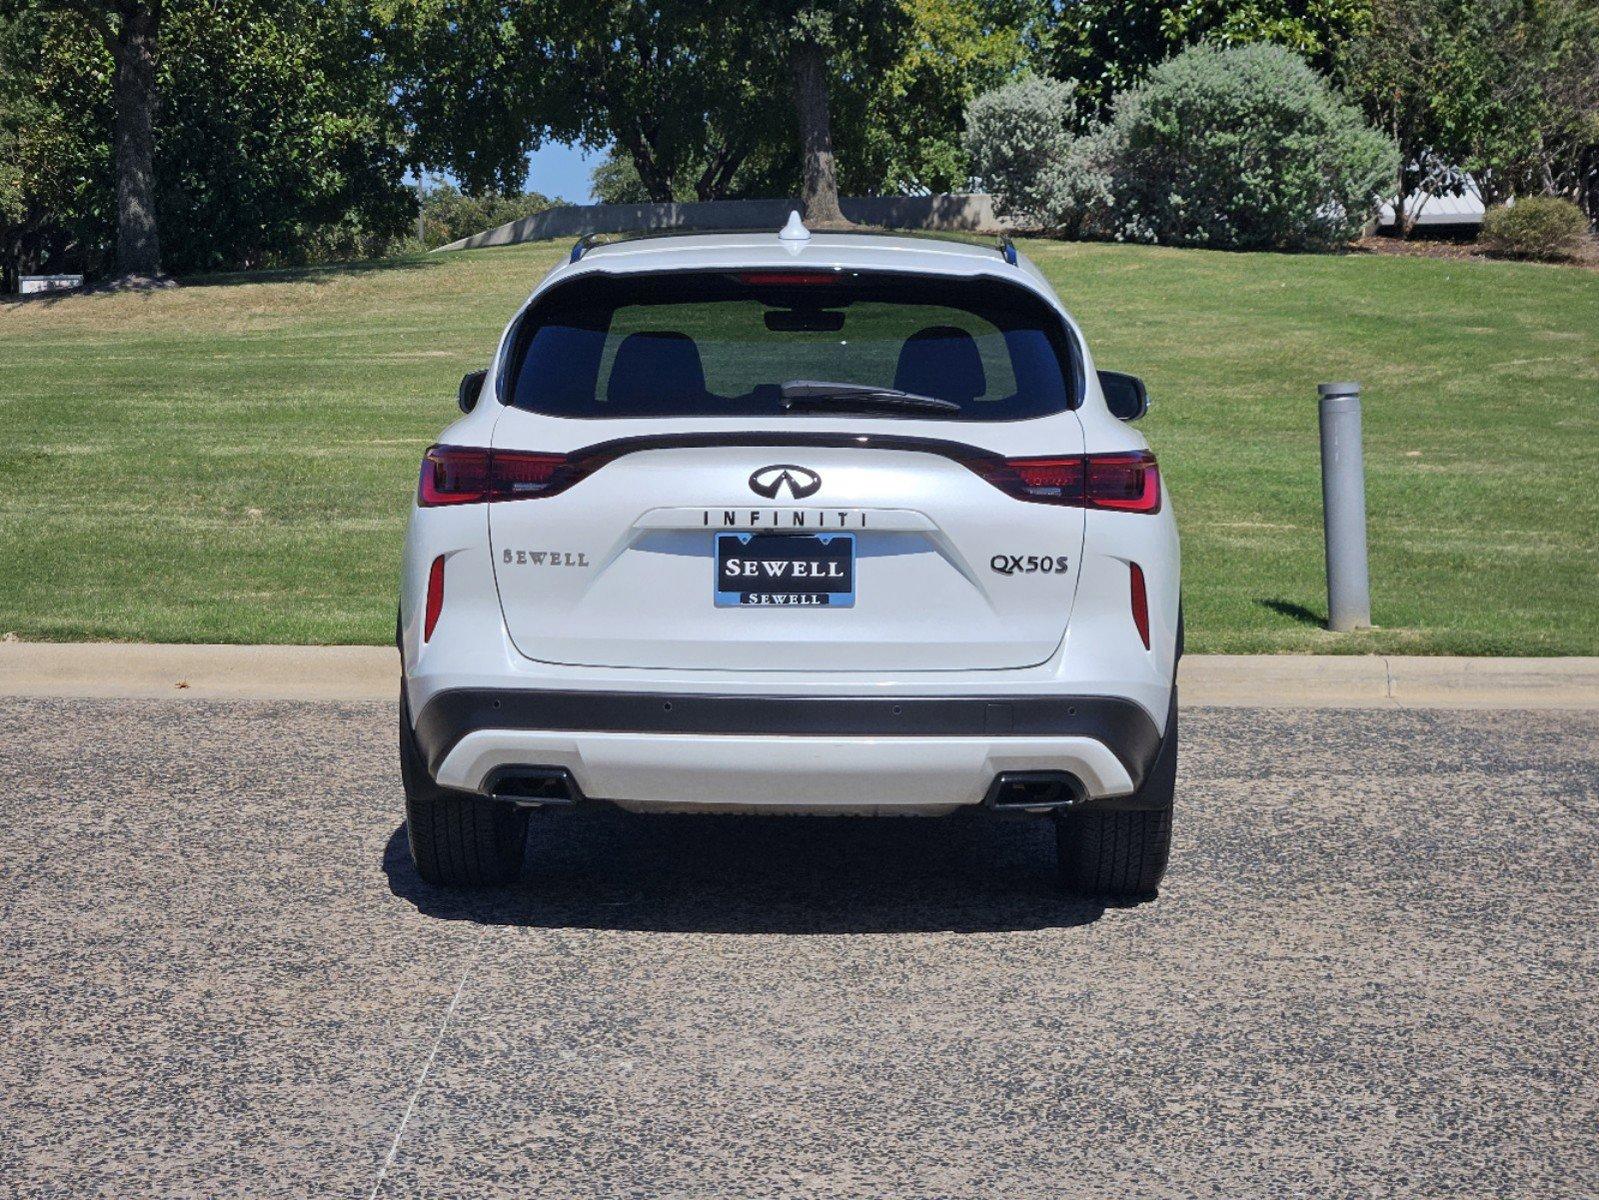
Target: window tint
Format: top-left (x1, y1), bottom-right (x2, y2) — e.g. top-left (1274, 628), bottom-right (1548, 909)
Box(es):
top-left (505, 271), bottom-right (1078, 421)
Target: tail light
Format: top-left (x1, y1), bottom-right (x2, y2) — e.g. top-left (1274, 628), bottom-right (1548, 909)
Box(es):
top-left (417, 445), bottom-right (577, 506)
top-left (977, 451), bottom-right (1160, 513)
top-left (423, 555), bottom-right (445, 641)
top-left (1129, 561), bottom-right (1151, 649)
top-left (999, 456), bottom-right (1084, 502)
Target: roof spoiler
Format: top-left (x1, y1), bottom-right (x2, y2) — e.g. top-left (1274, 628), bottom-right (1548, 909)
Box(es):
top-left (565, 225), bottom-right (1024, 264)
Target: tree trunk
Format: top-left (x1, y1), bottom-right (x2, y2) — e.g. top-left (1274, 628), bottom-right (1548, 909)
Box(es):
top-left (617, 132), bottom-right (676, 204)
top-left (694, 144), bottom-right (748, 202)
top-left (1390, 111), bottom-right (1413, 239)
top-left (790, 38), bottom-right (847, 227)
top-left (111, 1), bottom-right (162, 279)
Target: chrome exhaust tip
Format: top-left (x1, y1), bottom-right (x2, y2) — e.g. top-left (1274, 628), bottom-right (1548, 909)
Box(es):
top-left (483, 766), bottom-right (580, 807)
top-left (982, 770), bottom-right (1087, 812)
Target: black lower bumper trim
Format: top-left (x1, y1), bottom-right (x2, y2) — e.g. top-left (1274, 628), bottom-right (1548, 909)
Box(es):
top-left (413, 688), bottom-right (1164, 792)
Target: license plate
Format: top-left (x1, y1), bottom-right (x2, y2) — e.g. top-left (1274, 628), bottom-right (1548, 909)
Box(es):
top-left (714, 532), bottom-right (855, 607)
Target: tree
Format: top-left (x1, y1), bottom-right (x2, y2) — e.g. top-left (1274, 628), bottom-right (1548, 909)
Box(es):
top-left (845, 0), bottom-right (1035, 193)
top-left (390, 0), bottom-right (1021, 219)
top-left (0, 0), bottom-right (163, 278)
top-left (1337, 0), bottom-right (1599, 230)
top-left (384, 0), bottom-right (785, 203)
top-left (789, 9), bottom-right (845, 222)
top-left (1045, 0), bottom-right (1370, 117)
top-left (1432, 0), bottom-right (1599, 212)
top-left (570, 2), bottom-right (778, 204)
top-left (1, 6), bottom-right (117, 285)
top-left (152, 1), bottom-right (412, 271)
top-left (590, 151), bottom-right (655, 205)
top-left (1337, 0), bottom-right (1472, 233)
top-left (746, 1), bottom-right (907, 224)
top-left (104, 0), bottom-right (158, 277)
top-left (1, 0), bottom-right (413, 278)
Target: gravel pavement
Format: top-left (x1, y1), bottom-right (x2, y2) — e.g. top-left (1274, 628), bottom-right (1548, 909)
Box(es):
top-left (0, 698), bottom-right (1594, 1199)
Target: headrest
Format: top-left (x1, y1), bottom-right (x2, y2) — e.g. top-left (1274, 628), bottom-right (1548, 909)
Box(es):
top-left (894, 325), bottom-right (986, 403)
top-left (606, 331), bottom-right (706, 407)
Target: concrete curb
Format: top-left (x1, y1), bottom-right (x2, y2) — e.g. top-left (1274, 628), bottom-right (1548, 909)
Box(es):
top-left (1182, 654), bottom-right (1599, 708)
top-left (1, 643), bottom-right (1596, 708)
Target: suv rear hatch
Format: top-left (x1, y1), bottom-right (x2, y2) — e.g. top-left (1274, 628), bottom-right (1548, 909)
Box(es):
top-left (485, 267), bottom-right (1088, 672)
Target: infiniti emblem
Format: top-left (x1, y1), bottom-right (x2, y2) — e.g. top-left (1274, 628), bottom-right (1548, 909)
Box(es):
top-left (749, 464), bottom-right (822, 500)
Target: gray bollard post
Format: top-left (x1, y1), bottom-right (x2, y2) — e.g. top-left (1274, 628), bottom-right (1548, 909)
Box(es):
top-left (1318, 382), bottom-right (1372, 631)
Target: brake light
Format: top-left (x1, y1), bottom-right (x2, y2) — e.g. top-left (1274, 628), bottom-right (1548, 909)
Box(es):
top-left (737, 271), bottom-right (842, 285)
top-left (491, 449), bottom-right (567, 497)
top-left (1129, 561), bottom-right (1150, 649)
top-left (982, 451), bottom-right (1160, 513)
top-left (1004, 456), bottom-right (1085, 501)
top-left (417, 445), bottom-right (572, 506)
top-left (423, 555), bottom-right (445, 641)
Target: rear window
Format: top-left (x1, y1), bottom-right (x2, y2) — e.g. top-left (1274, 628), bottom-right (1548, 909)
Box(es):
top-left (503, 270), bottom-right (1079, 421)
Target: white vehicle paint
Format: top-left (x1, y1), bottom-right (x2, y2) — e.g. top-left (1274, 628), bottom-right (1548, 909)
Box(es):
top-left (399, 219), bottom-right (1182, 896)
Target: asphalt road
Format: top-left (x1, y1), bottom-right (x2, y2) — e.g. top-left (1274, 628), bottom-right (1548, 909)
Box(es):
top-left (1, 698), bottom-right (1594, 1199)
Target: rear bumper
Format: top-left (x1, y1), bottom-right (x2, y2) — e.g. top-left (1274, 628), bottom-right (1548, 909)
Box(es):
top-left (413, 689), bottom-right (1164, 813)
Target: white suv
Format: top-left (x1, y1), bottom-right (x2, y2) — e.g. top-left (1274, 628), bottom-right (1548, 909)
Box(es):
top-left (399, 219), bottom-right (1180, 897)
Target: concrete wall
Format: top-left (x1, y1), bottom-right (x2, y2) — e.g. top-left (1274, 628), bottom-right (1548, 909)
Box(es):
top-left (436, 194), bottom-right (1011, 252)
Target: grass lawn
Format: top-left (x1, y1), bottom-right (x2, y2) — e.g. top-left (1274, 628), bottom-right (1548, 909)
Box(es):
top-left (1, 239), bottom-right (1595, 653)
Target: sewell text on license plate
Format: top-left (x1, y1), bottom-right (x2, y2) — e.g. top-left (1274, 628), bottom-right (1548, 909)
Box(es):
top-left (714, 532), bottom-right (855, 608)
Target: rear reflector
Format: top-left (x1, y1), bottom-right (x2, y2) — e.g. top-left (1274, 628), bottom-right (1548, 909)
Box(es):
top-left (980, 451), bottom-right (1161, 513)
top-left (417, 445), bottom-right (579, 506)
top-left (1129, 561), bottom-right (1150, 649)
top-left (423, 555), bottom-right (445, 642)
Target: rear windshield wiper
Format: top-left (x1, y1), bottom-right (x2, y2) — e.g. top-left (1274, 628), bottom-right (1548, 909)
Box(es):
top-left (780, 380), bottom-right (962, 415)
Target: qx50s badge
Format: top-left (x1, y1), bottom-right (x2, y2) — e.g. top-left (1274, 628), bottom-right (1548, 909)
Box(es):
top-left (749, 464), bottom-right (822, 500)
top-left (991, 553), bottom-right (1070, 576)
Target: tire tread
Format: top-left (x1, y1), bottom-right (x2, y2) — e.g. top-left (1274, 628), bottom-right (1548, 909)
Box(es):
top-left (400, 692), bottom-right (527, 887)
top-left (1055, 688), bottom-right (1177, 899)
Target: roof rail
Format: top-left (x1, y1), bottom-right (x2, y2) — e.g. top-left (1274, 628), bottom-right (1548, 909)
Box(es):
top-left (568, 233), bottom-right (599, 264)
top-left (997, 236), bottom-right (1018, 266)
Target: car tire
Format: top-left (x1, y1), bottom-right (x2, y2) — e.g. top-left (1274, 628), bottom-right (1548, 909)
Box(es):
top-left (1055, 688), bottom-right (1176, 899)
top-left (400, 688), bottom-right (528, 887)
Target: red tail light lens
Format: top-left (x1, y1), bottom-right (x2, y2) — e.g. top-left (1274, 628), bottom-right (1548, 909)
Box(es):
top-left (417, 446), bottom-right (573, 506)
top-left (1003, 456), bottom-right (1086, 502)
top-left (423, 554), bottom-right (445, 642)
top-left (981, 451), bottom-right (1161, 512)
top-left (1086, 452), bottom-right (1161, 512)
top-left (419, 445), bottom-right (491, 505)
top-left (1129, 561), bottom-right (1151, 649)
top-left (491, 450), bottom-right (567, 498)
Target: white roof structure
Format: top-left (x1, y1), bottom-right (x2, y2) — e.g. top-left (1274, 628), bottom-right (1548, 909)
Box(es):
top-left (544, 227), bottom-right (1051, 294)
top-left (1378, 176), bottom-right (1487, 227)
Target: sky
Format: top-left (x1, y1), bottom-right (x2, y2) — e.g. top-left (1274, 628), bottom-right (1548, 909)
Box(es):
top-left (526, 141), bottom-right (606, 204)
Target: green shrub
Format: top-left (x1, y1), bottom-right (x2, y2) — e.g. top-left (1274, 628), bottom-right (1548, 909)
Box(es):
top-left (1479, 197), bottom-right (1590, 261)
top-left (1094, 43), bottom-right (1398, 251)
top-left (962, 75), bottom-right (1079, 225)
top-left (420, 184), bottom-right (559, 249)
